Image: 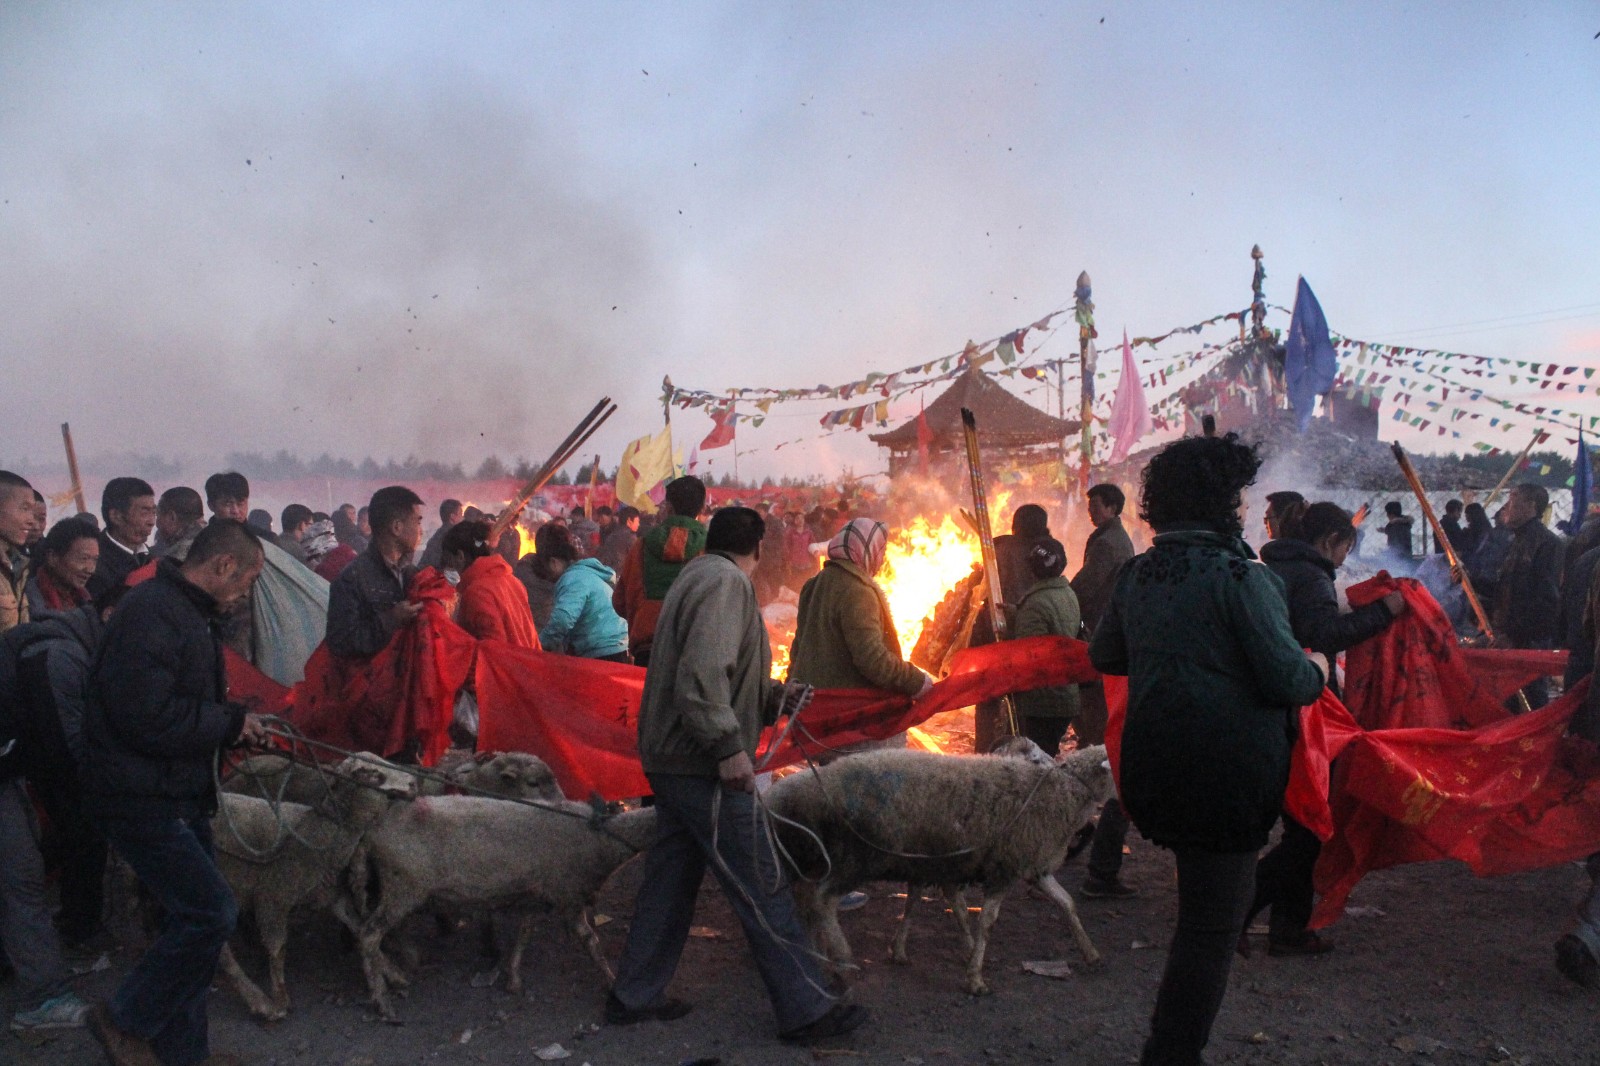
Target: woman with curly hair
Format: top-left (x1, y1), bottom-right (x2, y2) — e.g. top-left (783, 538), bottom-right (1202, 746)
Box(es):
top-left (1090, 433), bottom-right (1328, 1066)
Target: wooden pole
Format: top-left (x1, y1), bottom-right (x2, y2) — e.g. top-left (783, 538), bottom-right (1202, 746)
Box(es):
top-left (488, 398), bottom-right (615, 544)
top-left (60, 423), bottom-right (87, 515)
top-left (960, 407), bottom-right (1018, 743)
top-left (1074, 272), bottom-right (1096, 490)
top-left (1485, 432), bottom-right (1541, 510)
top-left (588, 453), bottom-right (600, 511)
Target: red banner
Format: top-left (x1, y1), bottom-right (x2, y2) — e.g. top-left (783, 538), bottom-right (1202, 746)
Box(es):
top-left (286, 570), bottom-right (476, 766)
top-left (477, 635), bottom-right (1100, 801)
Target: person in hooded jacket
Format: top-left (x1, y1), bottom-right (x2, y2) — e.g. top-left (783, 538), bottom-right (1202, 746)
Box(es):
top-left (441, 520), bottom-right (541, 650)
top-left (614, 477), bottom-right (708, 667)
top-left (542, 538), bottom-right (630, 662)
top-left (11, 586), bottom-right (128, 950)
top-left (1011, 537), bottom-right (1081, 756)
top-left (1247, 501), bottom-right (1405, 958)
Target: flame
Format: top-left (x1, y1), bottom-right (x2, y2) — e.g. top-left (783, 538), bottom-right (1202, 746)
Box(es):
top-left (879, 512), bottom-right (982, 654)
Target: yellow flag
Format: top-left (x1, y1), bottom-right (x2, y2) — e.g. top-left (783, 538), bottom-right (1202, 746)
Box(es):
top-left (616, 426), bottom-right (677, 513)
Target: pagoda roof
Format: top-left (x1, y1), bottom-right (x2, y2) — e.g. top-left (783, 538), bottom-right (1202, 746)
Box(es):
top-left (870, 366), bottom-right (1079, 450)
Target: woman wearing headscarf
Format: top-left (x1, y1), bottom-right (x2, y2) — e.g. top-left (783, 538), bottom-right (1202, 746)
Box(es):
top-left (1090, 433), bottom-right (1328, 1066)
top-left (301, 518), bottom-right (358, 582)
top-left (787, 517), bottom-right (932, 703)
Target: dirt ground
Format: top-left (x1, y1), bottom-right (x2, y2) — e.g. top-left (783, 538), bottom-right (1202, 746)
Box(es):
top-left (7, 823), bottom-right (1600, 1066)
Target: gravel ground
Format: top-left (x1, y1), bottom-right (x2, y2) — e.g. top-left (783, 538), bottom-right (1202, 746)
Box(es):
top-left (7, 822), bottom-right (1600, 1066)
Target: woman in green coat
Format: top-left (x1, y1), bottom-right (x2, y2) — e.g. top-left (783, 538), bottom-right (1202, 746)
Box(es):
top-left (1011, 537), bottom-right (1081, 756)
top-left (1090, 433), bottom-right (1328, 1066)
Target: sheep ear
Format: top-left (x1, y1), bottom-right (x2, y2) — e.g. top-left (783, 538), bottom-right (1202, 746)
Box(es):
top-left (500, 769), bottom-right (518, 782)
top-left (1100, 760), bottom-right (1112, 770)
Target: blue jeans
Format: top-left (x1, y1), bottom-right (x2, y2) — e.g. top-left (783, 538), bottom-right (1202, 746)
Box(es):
top-left (612, 773), bottom-right (834, 1035)
top-left (102, 814), bottom-right (238, 1066)
top-left (0, 780), bottom-right (73, 1009)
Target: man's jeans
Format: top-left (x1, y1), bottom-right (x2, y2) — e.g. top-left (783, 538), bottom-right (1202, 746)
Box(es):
top-left (103, 814), bottom-right (237, 1066)
top-left (0, 780), bottom-right (73, 1009)
top-left (612, 772), bottom-right (834, 1035)
top-left (1142, 848), bottom-right (1258, 1066)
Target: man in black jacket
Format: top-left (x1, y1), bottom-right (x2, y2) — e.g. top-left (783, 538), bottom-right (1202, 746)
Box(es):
top-left (1493, 483), bottom-right (1566, 709)
top-left (325, 486), bottom-right (424, 659)
top-left (86, 477), bottom-right (156, 599)
top-left (85, 519), bottom-right (267, 1066)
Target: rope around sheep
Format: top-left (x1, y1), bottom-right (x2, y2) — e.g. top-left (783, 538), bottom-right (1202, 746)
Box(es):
top-left (212, 718), bottom-right (639, 860)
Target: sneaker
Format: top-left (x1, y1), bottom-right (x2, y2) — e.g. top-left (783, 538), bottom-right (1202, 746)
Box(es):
top-left (604, 992), bottom-right (693, 1025)
top-left (11, 991), bottom-right (90, 1031)
top-left (1080, 877), bottom-right (1137, 899)
top-left (87, 1003), bottom-right (161, 1066)
top-left (837, 891), bottom-right (870, 912)
top-left (780, 1002), bottom-right (870, 1043)
top-left (1267, 931), bottom-right (1335, 957)
top-left (1556, 933), bottom-right (1599, 989)
top-left (65, 947), bottom-right (112, 976)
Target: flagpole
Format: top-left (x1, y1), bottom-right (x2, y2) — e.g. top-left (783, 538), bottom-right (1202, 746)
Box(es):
top-left (1485, 432), bottom-right (1541, 510)
top-left (1074, 272), bottom-right (1096, 490)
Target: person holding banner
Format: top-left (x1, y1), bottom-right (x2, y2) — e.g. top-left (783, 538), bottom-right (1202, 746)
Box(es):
top-left (1090, 434), bottom-right (1327, 1066)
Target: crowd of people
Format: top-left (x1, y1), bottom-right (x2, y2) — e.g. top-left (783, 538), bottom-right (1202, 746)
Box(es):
top-left (0, 443), bottom-right (1597, 1065)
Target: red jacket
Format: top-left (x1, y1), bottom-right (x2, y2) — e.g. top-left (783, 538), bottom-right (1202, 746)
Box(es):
top-left (456, 555), bottom-right (541, 649)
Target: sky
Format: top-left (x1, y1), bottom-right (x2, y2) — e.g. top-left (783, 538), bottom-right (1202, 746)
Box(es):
top-left (3, 2), bottom-right (1598, 486)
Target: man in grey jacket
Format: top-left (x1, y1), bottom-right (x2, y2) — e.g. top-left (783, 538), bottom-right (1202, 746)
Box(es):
top-left (1072, 483), bottom-right (1139, 899)
top-left (608, 507), bottom-right (867, 1044)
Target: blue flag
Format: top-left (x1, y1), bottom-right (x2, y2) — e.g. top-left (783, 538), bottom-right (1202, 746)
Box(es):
top-left (1284, 277), bottom-right (1339, 432)
top-left (1561, 433), bottom-right (1592, 535)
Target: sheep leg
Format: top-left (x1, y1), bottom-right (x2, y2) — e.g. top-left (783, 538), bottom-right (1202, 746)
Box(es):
top-left (219, 943), bottom-right (284, 1022)
top-left (946, 886), bottom-right (975, 953)
top-left (964, 894), bottom-right (1005, 996)
top-left (574, 909), bottom-right (615, 983)
top-left (1034, 872), bottom-right (1101, 966)
top-left (794, 881), bottom-right (855, 970)
top-left (890, 883), bottom-right (920, 963)
top-left (333, 892), bottom-right (406, 990)
top-left (260, 907), bottom-right (293, 1014)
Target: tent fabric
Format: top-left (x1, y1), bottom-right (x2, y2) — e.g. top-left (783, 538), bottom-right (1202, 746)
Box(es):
top-left (250, 539), bottom-right (330, 686)
top-left (287, 569), bottom-right (475, 766)
top-left (868, 367), bottom-right (1080, 450)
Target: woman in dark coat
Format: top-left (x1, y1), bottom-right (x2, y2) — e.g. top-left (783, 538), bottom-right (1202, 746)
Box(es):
top-left (1248, 502), bottom-right (1406, 956)
top-left (1090, 434), bottom-right (1327, 1066)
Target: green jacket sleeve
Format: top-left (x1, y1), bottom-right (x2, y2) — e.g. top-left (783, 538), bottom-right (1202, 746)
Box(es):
top-left (838, 578), bottom-right (925, 696)
top-left (1231, 564), bottom-right (1326, 708)
top-left (669, 569), bottom-right (752, 760)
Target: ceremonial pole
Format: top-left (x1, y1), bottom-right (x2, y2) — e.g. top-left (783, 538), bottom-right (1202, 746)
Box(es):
top-left (1074, 272), bottom-right (1096, 490)
top-left (1484, 432), bottom-right (1541, 510)
top-left (60, 423), bottom-right (88, 515)
top-left (961, 407), bottom-right (1018, 747)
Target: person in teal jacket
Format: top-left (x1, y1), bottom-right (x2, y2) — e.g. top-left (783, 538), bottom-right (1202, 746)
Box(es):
top-left (541, 541), bottom-right (631, 662)
top-left (1089, 432), bottom-right (1327, 1066)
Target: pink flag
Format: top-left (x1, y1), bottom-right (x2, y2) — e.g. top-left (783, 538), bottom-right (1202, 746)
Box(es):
top-left (1108, 329), bottom-right (1153, 463)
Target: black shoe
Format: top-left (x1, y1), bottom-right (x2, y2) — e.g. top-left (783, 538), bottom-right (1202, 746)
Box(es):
top-left (1556, 934), bottom-right (1599, 989)
top-left (1267, 931), bottom-right (1334, 957)
top-left (604, 992), bottom-right (693, 1025)
top-left (1080, 877), bottom-right (1137, 899)
top-left (779, 1002), bottom-right (870, 1044)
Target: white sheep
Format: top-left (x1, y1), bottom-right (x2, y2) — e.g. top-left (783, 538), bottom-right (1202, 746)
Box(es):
top-left (223, 749), bottom-right (564, 806)
top-left (351, 796), bottom-right (657, 1022)
top-left (212, 754), bottom-right (418, 1020)
top-left (764, 743), bottom-right (1113, 995)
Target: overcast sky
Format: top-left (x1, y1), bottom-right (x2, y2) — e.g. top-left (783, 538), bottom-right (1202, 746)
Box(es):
top-left (4, 2), bottom-right (1597, 483)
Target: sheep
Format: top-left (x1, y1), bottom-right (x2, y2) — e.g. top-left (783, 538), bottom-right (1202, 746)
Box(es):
top-left (764, 743), bottom-right (1113, 995)
top-left (223, 749), bottom-right (564, 807)
top-left (212, 754), bottom-right (418, 1020)
top-left (350, 796), bottom-right (657, 1022)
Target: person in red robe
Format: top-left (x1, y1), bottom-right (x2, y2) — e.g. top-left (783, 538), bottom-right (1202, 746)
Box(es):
top-left (441, 520), bottom-right (541, 650)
